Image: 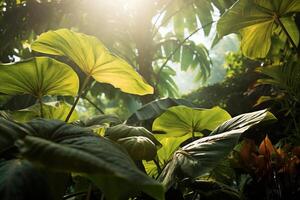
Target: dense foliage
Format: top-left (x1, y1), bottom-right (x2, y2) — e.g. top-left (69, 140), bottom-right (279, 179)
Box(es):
top-left (0, 0), bottom-right (300, 200)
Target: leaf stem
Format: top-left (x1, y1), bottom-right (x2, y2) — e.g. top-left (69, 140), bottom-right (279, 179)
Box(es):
top-left (38, 96), bottom-right (44, 118)
top-left (153, 157), bottom-right (162, 174)
top-left (84, 96), bottom-right (105, 114)
top-left (65, 76), bottom-right (91, 122)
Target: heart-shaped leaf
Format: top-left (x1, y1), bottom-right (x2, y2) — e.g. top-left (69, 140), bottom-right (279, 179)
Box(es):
top-left (152, 106), bottom-right (231, 137)
top-left (31, 29), bottom-right (153, 95)
top-left (0, 57), bottom-right (79, 97)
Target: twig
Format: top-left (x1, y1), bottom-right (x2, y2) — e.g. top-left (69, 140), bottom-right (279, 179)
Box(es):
top-left (84, 96), bottom-right (105, 114)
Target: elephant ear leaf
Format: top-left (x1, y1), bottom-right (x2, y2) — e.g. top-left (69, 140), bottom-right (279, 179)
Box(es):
top-left (31, 29), bottom-right (153, 95)
top-left (152, 106), bottom-right (231, 137)
top-left (16, 119), bottom-right (164, 200)
top-left (0, 57), bottom-right (79, 98)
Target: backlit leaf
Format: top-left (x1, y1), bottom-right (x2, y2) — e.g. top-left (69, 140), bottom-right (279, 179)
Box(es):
top-left (0, 57), bottom-right (79, 97)
top-left (31, 29), bottom-right (153, 95)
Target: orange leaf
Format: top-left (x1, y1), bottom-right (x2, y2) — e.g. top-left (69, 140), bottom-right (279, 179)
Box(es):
top-left (258, 135), bottom-right (276, 158)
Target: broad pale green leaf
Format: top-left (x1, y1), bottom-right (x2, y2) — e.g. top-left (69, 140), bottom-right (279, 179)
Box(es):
top-left (12, 101), bottom-right (79, 123)
top-left (31, 29), bottom-right (153, 95)
top-left (217, 0), bottom-right (300, 58)
top-left (105, 124), bottom-right (161, 148)
top-left (152, 106), bottom-right (231, 137)
top-left (0, 57), bottom-right (79, 97)
top-left (117, 136), bottom-right (157, 160)
top-left (13, 119), bottom-right (163, 200)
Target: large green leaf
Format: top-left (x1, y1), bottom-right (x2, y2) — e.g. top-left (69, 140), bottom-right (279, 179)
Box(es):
top-left (105, 124), bottom-right (161, 148)
top-left (31, 29), bottom-right (153, 95)
top-left (117, 136), bottom-right (157, 161)
top-left (152, 106), bottom-right (231, 137)
top-left (0, 57), bottom-right (79, 97)
top-left (210, 109), bottom-right (276, 135)
top-left (157, 109), bottom-right (275, 189)
top-left (0, 159), bottom-right (52, 200)
top-left (0, 159), bottom-right (69, 200)
top-left (217, 0), bottom-right (300, 59)
top-left (12, 101), bottom-right (79, 123)
top-left (12, 119), bottom-right (164, 200)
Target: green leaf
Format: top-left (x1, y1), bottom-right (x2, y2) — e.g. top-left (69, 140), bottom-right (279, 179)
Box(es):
top-left (105, 124), bottom-right (161, 148)
top-left (0, 57), bottom-right (79, 97)
top-left (152, 106), bottom-right (231, 137)
top-left (217, 0), bottom-right (300, 59)
top-left (12, 101), bottom-right (79, 122)
top-left (158, 109), bottom-right (275, 189)
top-left (31, 29), bottom-right (153, 96)
top-left (14, 119), bottom-right (164, 200)
top-left (210, 109), bottom-right (276, 135)
top-left (117, 136), bottom-right (157, 160)
top-left (0, 159), bottom-right (53, 200)
top-left (158, 127), bottom-right (249, 189)
top-left (240, 21), bottom-right (274, 59)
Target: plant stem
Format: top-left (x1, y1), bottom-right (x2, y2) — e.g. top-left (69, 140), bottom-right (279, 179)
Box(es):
top-left (65, 76), bottom-right (91, 122)
top-left (85, 184), bottom-right (92, 200)
top-left (275, 15), bottom-right (298, 50)
top-left (153, 157), bottom-right (162, 173)
top-left (38, 95), bottom-right (44, 118)
top-left (84, 96), bottom-right (105, 114)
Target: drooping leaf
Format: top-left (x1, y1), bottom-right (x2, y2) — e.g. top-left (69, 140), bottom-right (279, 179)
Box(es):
top-left (12, 101), bottom-right (78, 122)
top-left (0, 57), bottom-right (79, 97)
top-left (117, 136), bottom-right (157, 160)
top-left (210, 109), bottom-right (276, 135)
top-left (158, 109), bottom-right (276, 189)
top-left (217, 0), bottom-right (300, 58)
top-left (158, 127), bottom-right (249, 189)
top-left (105, 124), bottom-right (161, 148)
top-left (31, 29), bottom-right (153, 95)
top-left (152, 106), bottom-right (231, 137)
top-left (13, 119), bottom-right (164, 200)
